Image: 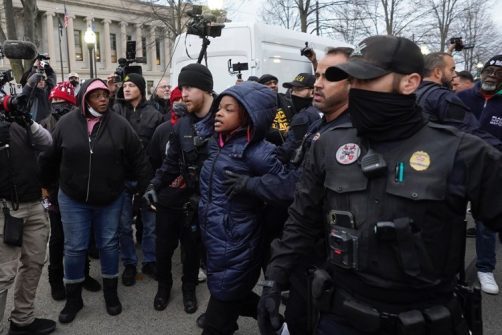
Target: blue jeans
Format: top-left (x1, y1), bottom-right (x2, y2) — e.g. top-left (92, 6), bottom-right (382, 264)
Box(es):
top-left (58, 189), bottom-right (125, 283)
top-left (476, 220), bottom-right (497, 273)
top-left (119, 182), bottom-right (156, 266)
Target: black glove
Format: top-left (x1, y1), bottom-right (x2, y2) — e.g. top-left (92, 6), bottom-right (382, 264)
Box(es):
top-left (14, 113), bottom-right (33, 128)
top-left (26, 72), bottom-right (45, 87)
top-left (222, 170), bottom-right (249, 199)
top-left (0, 120), bottom-right (11, 146)
top-left (257, 281), bottom-right (283, 335)
top-left (143, 184), bottom-right (158, 207)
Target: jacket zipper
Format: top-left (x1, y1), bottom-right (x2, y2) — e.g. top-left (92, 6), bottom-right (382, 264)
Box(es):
top-left (207, 147), bottom-right (221, 203)
top-left (85, 121), bottom-right (102, 203)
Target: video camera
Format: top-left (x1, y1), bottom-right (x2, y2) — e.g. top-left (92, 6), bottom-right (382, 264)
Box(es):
top-left (227, 59), bottom-right (249, 80)
top-left (186, 5), bottom-right (225, 39)
top-left (300, 42), bottom-right (314, 58)
top-left (113, 41), bottom-right (146, 82)
top-left (0, 70), bottom-right (28, 122)
top-left (449, 37), bottom-right (474, 52)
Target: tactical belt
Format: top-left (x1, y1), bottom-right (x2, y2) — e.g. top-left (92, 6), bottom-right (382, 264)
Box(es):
top-left (316, 283), bottom-right (470, 335)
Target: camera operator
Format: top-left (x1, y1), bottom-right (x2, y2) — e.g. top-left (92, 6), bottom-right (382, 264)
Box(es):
top-left (113, 73), bottom-right (163, 286)
top-left (0, 105), bottom-right (56, 334)
top-left (21, 59), bottom-right (57, 122)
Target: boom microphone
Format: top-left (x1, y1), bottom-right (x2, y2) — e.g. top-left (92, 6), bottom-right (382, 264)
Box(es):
top-left (2, 40), bottom-right (38, 60)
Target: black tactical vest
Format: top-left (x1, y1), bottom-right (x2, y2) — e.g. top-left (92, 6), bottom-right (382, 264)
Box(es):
top-left (322, 124), bottom-right (466, 297)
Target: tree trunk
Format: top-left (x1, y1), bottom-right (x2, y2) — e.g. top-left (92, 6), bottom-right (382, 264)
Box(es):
top-left (3, 0), bottom-right (24, 81)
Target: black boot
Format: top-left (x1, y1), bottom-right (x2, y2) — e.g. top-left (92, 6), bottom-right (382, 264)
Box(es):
top-left (153, 283), bottom-right (171, 311)
top-left (83, 256), bottom-right (101, 292)
top-left (48, 266), bottom-right (65, 301)
top-left (182, 288), bottom-right (198, 314)
top-left (9, 318), bottom-right (56, 335)
top-left (103, 278), bottom-right (122, 316)
top-left (58, 283), bottom-right (83, 323)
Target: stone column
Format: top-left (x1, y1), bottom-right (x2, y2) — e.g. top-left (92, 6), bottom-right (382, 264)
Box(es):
top-left (85, 16), bottom-right (93, 30)
top-left (163, 33), bottom-right (171, 72)
top-left (135, 23), bottom-right (143, 58)
top-left (103, 19), bottom-right (112, 72)
top-left (120, 22), bottom-right (128, 59)
top-left (45, 12), bottom-right (56, 62)
top-left (149, 25), bottom-right (157, 72)
top-left (66, 15), bottom-right (76, 72)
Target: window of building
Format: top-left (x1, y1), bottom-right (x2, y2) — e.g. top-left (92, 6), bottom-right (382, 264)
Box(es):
top-left (155, 39), bottom-right (161, 66)
top-left (110, 33), bottom-right (117, 63)
top-left (142, 37), bottom-right (147, 63)
top-left (95, 32), bottom-right (101, 62)
top-left (127, 35), bottom-right (132, 41)
top-left (74, 30), bottom-right (83, 61)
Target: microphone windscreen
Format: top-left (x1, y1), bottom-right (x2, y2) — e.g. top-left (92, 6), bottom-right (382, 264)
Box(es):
top-left (3, 40), bottom-right (38, 60)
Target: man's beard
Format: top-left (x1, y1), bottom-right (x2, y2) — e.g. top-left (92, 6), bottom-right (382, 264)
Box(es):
top-left (481, 81), bottom-right (498, 92)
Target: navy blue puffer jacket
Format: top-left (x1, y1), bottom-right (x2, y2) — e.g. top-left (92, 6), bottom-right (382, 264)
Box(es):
top-left (199, 82), bottom-right (284, 301)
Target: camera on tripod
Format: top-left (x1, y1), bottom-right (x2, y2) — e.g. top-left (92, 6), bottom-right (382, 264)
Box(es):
top-left (449, 37), bottom-right (474, 52)
top-left (186, 5), bottom-right (225, 38)
top-left (113, 41), bottom-right (146, 82)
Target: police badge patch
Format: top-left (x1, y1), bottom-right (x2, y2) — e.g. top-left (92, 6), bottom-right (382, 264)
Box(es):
top-left (336, 143), bottom-right (361, 165)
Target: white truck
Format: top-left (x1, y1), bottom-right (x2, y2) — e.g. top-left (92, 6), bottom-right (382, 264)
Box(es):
top-left (169, 22), bottom-right (352, 93)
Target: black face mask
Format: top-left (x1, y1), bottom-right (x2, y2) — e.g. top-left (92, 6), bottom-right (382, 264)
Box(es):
top-left (70, 80), bottom-right (79, 87)
top-left (51, 102), bottom-right (73, 120)
top-left (291, 94), bottom-right (313, 112)
top-left (349, 88), bottom-right (426, 142)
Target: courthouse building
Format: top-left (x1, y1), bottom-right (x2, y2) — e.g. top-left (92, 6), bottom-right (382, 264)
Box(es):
top-left (5, 0), bottom-right (181, 92)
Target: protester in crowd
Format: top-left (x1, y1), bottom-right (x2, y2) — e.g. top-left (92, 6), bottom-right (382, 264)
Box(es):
top-left (169, 86), bottom-right (186, 125)
top-left (113, 73), bottom-right (164, 286)
top-left (145, 63), bottom-right (215, 315)
top-left (0, 103), bottom-right (56, 335)
top-left (68, 72), bottom-right (81, 95)
top-left (457, 54), bottom-right (502, 295)
top-left (276, 72), bottom-right (320, 163)
top-left (452, 70), bottom-right (474, 93)
top-left (21, 60), bottom-right (57, 122)
top-left (223, 47), bottom-right (352, 335)
top-left (416, 52), bottom-right (502, 150)
top-left (39, 78), bottom-right (151, 323)
top-left (40, 82), bottom-right (101, 301)
top-left (149, 79), bottom-right (171, 118)
top-left (258, 74), bottom-right (295, 146)
top-left (257, 35), bottom-right (502, 335)
top-left (197, 81), bottom-right (283, 335)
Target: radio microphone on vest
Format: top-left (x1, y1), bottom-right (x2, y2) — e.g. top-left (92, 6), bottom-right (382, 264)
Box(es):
top-left (2, 40), bottom-right (38, 60)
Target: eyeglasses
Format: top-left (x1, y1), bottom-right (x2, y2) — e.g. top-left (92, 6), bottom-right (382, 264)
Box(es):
top-left (88, 92), bottom-right (110, 100)
top-left (159, 85), bottom-right (170, 89)
top-left (482, 67), bottom-right (502, 79)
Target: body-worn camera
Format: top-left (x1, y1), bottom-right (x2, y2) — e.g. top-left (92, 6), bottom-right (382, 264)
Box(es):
top-left (449, 37), bottom-right (474, 52)
top-left (327, 210), bottom-right (359, 270)
top-left (186, 5), bottom-right (225, 38)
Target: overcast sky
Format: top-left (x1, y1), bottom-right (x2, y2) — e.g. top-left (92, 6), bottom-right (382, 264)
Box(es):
top-left (226, 0), bottom-right (502, 32)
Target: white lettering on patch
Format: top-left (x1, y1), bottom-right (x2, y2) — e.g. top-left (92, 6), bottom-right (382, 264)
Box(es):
top-left (489, 116), bottom-right (502, 127)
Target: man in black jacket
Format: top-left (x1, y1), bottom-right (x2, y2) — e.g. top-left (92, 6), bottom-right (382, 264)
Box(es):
top-left (114, 73), bottom-right (164, 286)
top-left (146, 63), bottom-right (214, 315)
top-left (0, 110), bottom-right (56, 334)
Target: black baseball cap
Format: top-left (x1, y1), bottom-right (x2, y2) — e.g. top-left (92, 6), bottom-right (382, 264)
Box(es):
top-left (283, 73), bottom-right (315, 89)
top-left (325, 35), bottom-right (424, 82)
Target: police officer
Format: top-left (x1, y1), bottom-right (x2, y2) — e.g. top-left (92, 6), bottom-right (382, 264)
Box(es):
top-left (257, 35), bottom-right (502, 335)
top-left (416, 52), bottom-right (502, 150)
top-left (145, 63), bottom-right (214, 314)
